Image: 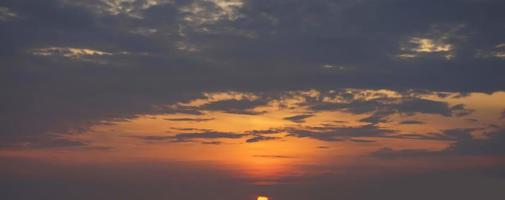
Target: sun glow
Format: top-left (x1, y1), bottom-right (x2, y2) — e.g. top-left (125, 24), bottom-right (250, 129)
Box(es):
top-left (257, 196), bottom-right (269, 200)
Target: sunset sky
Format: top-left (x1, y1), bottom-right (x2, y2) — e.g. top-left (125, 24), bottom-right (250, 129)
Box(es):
top-left (1, 0), bottom-right (505, 200)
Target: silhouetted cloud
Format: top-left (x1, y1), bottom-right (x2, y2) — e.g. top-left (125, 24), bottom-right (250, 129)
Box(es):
top-left (138, 130), bottom-right (248, 143)
top-left (175, 132), bottom-right (246, 140)
top-left (448, 129), bottom-right (505, 156)
top-left (283, 114), bottom-right (314, 123)
top-left (165, 118), bottom-right (214, 122)
top-left (1, 136), bottom-right (89, 149)
top-left (287, 125), bottom-right (393, 141)
top-left (245, 128), bottom-right (285, 135)
top-left (201, 141), bottom-right (222, 145)
top-left (246, 135), bottom-right (279, 143)
top-left (1, 0), bottom-right (503, 145)
top-left (398, 120), bottom-right (425, 124)
top-left (372, 128), bottom-right (505, 157)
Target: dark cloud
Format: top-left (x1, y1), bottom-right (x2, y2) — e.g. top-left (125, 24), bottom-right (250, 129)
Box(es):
top-left (246, 135), bottom-right (280, 143)
top-left (0, 136), bottom-right (89, 149)
top-left (245, 128), bottom-right (285, 135)
top-left (372, 128), bottom-right (505, 157)
top-left (308, 96), bottom-right (472, 125)
top-left (448, 129), bottom-right (505, 156)
top-left (382, 128), bottom-right (476, 141)
top-left (201, 141), bottom-right (222, 145)
top-left (138, 131), bottom-right (247, 143)
top-left (164, 118), bottom-right (214, 122)
top-left (174, 132), bottom-right (246, 140)
top-left (283, 114), bottom-right (314, 123)
top-left (287, 125), bottom-right (393, 141)
top-left (0, 0), bottom-right (503, 147)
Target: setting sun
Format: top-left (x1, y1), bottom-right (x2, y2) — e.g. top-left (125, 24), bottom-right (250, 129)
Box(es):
top-left (257, 196), bottom-right (269, 200)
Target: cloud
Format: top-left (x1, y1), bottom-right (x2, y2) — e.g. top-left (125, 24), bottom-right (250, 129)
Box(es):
top-left (287, 125), bottom-right (393, 142)
top-left (0, 6), bottom-right (16, 21)
top-left (199, 99), bottom-right (267, 115)
top-left (476, 43), bottom-right (505, 60)
top-left (447, 129), bottom-right (505, 156)
top-left (31, 47), bottom-right (113, 58)
top-left (372, 128), bottom-right (505, 158)
top-left (61, 0), bottom-right (174, 18)
top-left (139, 131), bottom-right (248, 143)
top-left (398, 36), bottom-right (454, 60)
top-left (201, 141), bottom-right (222, 145)
top-left (164, 118), bottom-right (214, 122)
top-left (283, 114), bottom-right (314, 123)
top-left (1, 0), bottom-right (504, 146)
top-left (175, 131), bottom-right (246, 139)
top-left (245, 128), bottom-right (285, 135)
top-left (246, 135), bottom-right (279, 143)
top-left (0, 136), bottom-right (90, 149)
top-left (308, 94), bottom-right (471, 125)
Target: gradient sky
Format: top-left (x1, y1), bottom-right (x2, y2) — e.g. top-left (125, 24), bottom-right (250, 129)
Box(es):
top-left (1, 0), bottom-right (505, 200)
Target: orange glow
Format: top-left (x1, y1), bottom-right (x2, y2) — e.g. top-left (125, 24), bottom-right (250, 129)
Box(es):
top-left (257, 196), bottom-right (269, 200)
top-left (2, 90), bottom-right (505, 185)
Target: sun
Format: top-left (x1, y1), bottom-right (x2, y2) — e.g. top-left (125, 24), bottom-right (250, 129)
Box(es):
top-left (257, 196), bottom-right (269, 200)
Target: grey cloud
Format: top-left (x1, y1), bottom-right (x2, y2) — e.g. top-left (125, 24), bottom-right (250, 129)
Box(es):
top-left (0, 136), bottom-right (90, 149)
top-left (139, 131), bottom-right (247, 143)
top-left (164, 118), bottom-right (214, 122)
top-left (283, 114), bottom-right (314, 123)
top-left (245, 128), bottom-right (285, 135)
top-left (384, 128), bottom-right (475, 141)
top-left (1, 0), bottom-right (505, 146)
top-left (372, 128), bottom-right (505, 158)
top-left (0, 6), bottom-right (16, 21)
top-left (201, 141), bottom-right (222, 145)
top-left (309, 96), bottom-right (469, 125)
top-left (447, 129), bottom-right (505, 156)
top-left (287, 125), bottom-right (393, 142)
top-left (175, 131), bottom-right (246, 139)
top-left (245, 135), bottom-right (279, 143)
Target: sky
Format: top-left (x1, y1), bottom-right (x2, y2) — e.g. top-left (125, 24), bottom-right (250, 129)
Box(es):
top-left (1, 0), bottom-right (505, 199)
